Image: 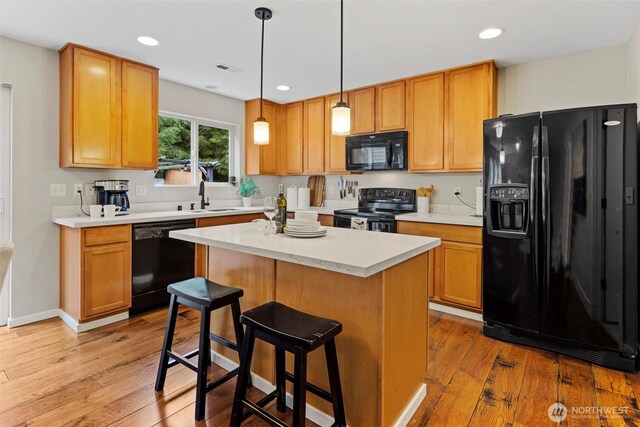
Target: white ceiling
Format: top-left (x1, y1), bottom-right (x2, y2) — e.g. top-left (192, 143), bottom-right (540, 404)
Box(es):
top-left (1, 0), bottom-right (639, 103)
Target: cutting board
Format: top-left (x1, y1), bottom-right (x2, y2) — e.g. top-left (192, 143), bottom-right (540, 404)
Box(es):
top-left (307, 175), bottom-right (325, 207)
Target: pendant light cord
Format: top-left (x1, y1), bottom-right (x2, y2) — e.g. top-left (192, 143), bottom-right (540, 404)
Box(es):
top-left (260, 15), bottom-right (265, 118)
top-left (340, 0), bottom-right (344, 103)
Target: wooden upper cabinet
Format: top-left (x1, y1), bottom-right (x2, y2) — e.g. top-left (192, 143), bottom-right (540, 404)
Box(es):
top-left (245, 99), bottom-right (280, 175)
top-left (121, 61), bottom-right (158, 169)
top-left (69, 47), bottom-right (120, 167)
top-left (407, 73), bottom-right (445, 171)
top-left (283, 102), bottom-right (304, 174)
top-left (59, 43), bottom-right (159, 169)
top-left (324, 93), bottom-right (349, 174)
top-left (350, 87), bottom-right (376, 134)
top-left (446, 62), bottom-right (497, 171)
top-left (260, 102), bottom-right (280, 175)
top-left (303, 97), bottom-right (325, 173)
top-left (376, 81), bottom-right (405, 131)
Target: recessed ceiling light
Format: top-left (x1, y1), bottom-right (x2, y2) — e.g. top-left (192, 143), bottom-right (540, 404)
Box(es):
top-left (276, 85), bottom-right (290, 91)
top-left (478, 28), bottom-right (503, 40)
top-left (137, 36), bottom-right (160, 46)
top-left (205, 85), bottom-right (218, 90)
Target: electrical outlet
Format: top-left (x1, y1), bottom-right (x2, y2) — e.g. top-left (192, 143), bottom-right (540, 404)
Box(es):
top-left (85, 183), bottom-right (95, 196)
top-left (74, 184), bottom-right (83, 195)
top-left (454, 186), bottom-right (461, 195)
top-left (135, 185), bottom-right (147, 196)
top-left (50, 184), bottom-right (67, 197)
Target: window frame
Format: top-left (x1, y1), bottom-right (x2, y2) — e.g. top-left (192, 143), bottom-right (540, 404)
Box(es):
top-left (156, 110), bottom-right (238, 187)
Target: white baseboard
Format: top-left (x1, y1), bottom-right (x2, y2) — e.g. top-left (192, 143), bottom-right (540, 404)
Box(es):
top-left (393, 384), bottom-right (427, 427)
top-left (211, 350), bottom-right (335, 427)
top-left (58, 310), bottom-right (129, 333)
top-left (7, 309), bottom-right (59, 328)
top-left (429, 302), bottom-right (483, 322)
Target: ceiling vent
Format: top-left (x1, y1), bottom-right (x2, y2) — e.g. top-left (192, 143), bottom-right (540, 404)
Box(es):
top-left (216, 63), bottom-right (243, 73)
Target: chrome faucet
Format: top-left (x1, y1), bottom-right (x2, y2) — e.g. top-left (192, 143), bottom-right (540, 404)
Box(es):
top-left (198, 180), bottom-right (210, 209)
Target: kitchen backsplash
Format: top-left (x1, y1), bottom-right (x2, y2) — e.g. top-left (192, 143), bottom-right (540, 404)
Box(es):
top-left (278, 171), bottom-right (482, 207)
top-left (52, 168), bottom-right (481, 213)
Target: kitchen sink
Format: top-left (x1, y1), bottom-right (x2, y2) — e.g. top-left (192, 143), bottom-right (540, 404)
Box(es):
top-left (186, 208), bottom-right (242, 213)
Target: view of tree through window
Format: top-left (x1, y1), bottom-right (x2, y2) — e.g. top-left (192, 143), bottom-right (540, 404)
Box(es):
top-left (199, 124), bottom-right (229, 183)
top-left (155, 115), bottom-right (231, 185)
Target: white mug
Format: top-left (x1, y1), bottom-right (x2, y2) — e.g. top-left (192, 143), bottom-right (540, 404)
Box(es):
top-left (103, 205), bottom-right (122, 218)
top-left (89, 205), bottom-right (103, 219)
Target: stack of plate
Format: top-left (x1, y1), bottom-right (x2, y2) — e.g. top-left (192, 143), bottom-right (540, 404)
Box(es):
top-left (284, 218), bottom-right (327, 238)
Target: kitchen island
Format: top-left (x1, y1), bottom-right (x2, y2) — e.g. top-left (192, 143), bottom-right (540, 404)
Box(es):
top-left (170, 223), bottom-right (440, 427)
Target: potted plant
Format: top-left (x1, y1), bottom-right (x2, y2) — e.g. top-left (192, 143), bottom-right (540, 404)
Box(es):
top-left (237, 176), bottom-right (259, 207)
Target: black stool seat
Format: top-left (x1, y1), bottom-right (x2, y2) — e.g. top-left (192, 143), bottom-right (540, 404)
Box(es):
top-left (231, 302), bottom-right (347, 427)
top-left (168, 277), bottom-right (243, 310)
top-left (241, 302), bottom-right (342, 351)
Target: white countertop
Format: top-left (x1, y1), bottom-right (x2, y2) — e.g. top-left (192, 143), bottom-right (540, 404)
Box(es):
top-left (170, 222), bottom-right (440, 278)
top-left (52, 206), bottom-right (339, 228)
top-left (397, 212), bottom-right (483, 227)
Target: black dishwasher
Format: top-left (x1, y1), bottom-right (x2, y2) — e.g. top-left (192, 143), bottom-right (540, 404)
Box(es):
top-left (131, 220), bottom-right (196, 314)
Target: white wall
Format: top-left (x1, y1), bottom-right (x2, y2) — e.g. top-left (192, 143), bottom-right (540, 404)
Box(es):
top-left (0, 36), bottom-right (279, 323)
top-left (628, 19), bottom-right (640, 106)
top-left (498, 44), bottom-right (632, 115)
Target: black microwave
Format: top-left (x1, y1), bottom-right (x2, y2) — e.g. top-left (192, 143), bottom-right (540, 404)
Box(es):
top-left (346, 131), bottom-right (408, 171)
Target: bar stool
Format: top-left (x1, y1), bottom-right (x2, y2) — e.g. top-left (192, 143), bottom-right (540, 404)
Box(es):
top-left (154, 277), bottom-right (247, 421)
top-left (230, 302), bottom-right (347, 427)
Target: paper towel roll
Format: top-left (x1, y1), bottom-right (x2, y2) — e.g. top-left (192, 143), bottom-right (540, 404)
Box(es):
top-left (287, 185), bottom-right (298, 209)
top-left (298, 186), bottom-right (310, 209)
top-left (476, 187), bottom-right (483, 216)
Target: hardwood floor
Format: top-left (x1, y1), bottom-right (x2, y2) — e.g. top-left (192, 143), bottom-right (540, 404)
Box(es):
top-left (0, 308), bottom-right (639, 426)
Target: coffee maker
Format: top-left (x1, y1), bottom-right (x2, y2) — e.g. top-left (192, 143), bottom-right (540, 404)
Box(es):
top-left (94, 180), bottom-right (130, 213)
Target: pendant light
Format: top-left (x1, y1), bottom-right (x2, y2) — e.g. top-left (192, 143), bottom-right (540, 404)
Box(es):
top-left (331, 0), bottom-right (350, 136)
top-left (254, 7), bottom-right (272, 145)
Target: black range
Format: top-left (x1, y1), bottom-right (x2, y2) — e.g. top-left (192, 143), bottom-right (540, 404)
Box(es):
top-left (333, 188), bottom-right (416, 233)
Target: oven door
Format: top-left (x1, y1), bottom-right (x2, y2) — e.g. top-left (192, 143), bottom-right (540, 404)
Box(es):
top-left (333, 214), bottom-right (396, 233)
top-left (346, 141), bottom-right (390, 171)
top-left (333, 214), bottom-right (355, 228)
top-left (369, 219), bottom-right (396, 233)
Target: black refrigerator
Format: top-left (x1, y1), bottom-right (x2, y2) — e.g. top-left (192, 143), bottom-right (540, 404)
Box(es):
top-left (482, 104), bottom-right (639, 371)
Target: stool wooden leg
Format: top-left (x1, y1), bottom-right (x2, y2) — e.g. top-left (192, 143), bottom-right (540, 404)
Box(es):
top-left (292, 348), bottom-right (308, 427)
top-left (195, 307), bottom-right (211, 421)
top-left (325, 339), bottom-right (347, 426)
top-left (154, 294), bottom-right (179, 391)
top-left (275, 347), bottom-right (286, 412)
top-left (230, 326), bottom-right (255, 427)
top-left (230, 300), bottom-right (251, 387)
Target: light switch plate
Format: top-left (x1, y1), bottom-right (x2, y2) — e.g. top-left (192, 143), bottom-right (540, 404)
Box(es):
top-left (50, 184), bottom-right (66, 197)
top-left (135, 185), bottom-right (147, 196)
top-left (85, 183), bottom-right (95, 196)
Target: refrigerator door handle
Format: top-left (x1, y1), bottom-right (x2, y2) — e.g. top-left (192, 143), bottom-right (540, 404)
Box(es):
top-left (541, 157), bottom-right (548, 223)
top-left (530, 156), bottom-right (538, 224)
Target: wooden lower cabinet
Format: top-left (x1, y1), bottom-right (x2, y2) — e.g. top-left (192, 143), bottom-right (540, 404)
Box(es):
top-left (83, 243), bottom-right (132, 318)
top-left (60, 224), bottom-right (132, 322)
top-left (435, 241), bottom-right (482, 309)
top-left (397, 221), bottom-right (482, 312)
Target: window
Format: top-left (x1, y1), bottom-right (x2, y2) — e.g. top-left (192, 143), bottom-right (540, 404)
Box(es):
top-left (155, 113), bottom-right (234, 186)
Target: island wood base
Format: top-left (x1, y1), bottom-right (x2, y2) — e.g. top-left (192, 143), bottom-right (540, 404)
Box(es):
top-left (206, 246), bottom-right (428, 427)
